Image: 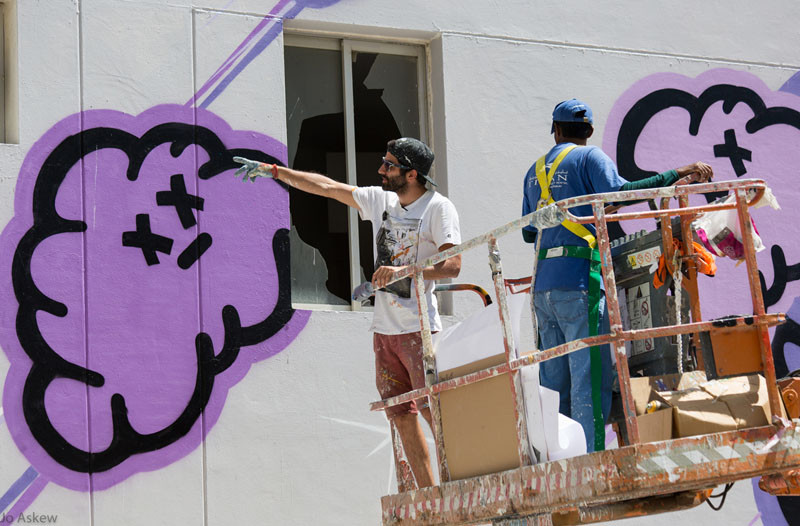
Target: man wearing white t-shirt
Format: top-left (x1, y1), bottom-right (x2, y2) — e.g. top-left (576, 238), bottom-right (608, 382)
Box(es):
top-left (237, 138), bottom-right (461, 487)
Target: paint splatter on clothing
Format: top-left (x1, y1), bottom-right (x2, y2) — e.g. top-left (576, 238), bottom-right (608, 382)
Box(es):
top-left (352, 187), bottom-right (460, 334)
top-left (374, 332), bottom-right (428, 417)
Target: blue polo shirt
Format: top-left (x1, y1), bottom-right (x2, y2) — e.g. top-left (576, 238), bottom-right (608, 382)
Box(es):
top-left (522, 143), bottom-right (627, 292)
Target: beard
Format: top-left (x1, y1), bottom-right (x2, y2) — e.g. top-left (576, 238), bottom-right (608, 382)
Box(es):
top-left (381, 173), bottom-right (408, 193)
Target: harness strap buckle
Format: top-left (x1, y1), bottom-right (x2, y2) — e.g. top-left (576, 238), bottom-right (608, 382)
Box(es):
top-left (545, 246), bottom-right (565, 259)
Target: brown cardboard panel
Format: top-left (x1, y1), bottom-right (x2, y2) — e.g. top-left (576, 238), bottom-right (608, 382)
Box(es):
top-left (668, 398), bottom-right (740, 437)
top-left (439, 375), bottom-right (520, 480)
top-left (439, 353), bottom-right (520, 481)
top-left (705, 374), bottom-right (775, 427)
top-left (630, 376), bottom-right (653, 416)
top-left (637, 409), bottom-right (672, 443)
top-left (672, 371), bottom-right (708, 391)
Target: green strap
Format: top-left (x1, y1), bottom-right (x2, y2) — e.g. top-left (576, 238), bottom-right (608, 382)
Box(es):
top-left (587, 254), bottom-right (604, 452)
top-left (537, 245), bottom-right (599, 262)
top-left (538, 246), bottom-right (605, 452)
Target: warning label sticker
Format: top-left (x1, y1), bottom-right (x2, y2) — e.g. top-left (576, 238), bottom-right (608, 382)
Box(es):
top-left (627, 246), bottom-right (661, 270)
top-left (627, 283), bottom-right (654, 355)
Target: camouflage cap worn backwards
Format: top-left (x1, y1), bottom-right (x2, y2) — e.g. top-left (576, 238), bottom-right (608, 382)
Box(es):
top-left (387, 137), bottom-right (437, 187)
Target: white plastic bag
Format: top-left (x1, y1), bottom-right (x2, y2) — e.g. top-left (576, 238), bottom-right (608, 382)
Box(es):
top-left (433, 291), bottom-right (527, 371)
top-left (693, 194), bottom-right (764, 260)
top-left (533, 384), bottom-right (586, 461)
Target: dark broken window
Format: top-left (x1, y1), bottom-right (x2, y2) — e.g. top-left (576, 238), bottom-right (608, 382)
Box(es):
top-left (284, 37), bottom-right (425, 308)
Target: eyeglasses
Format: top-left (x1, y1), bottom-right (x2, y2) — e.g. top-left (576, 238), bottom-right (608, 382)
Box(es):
top-left (381, 157), bottom-right (412, 171)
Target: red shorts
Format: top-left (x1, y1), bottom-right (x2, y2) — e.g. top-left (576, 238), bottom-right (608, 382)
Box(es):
top-left (374, 332), bottom-right (429, 418)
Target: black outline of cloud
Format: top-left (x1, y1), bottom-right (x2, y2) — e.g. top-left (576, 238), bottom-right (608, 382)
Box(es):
top-left (616, 84), bottom-right (800, 185)
top-left (614, 83), bottom-right (800, 311)
top-left (12, 122), bottom-right (295, 473)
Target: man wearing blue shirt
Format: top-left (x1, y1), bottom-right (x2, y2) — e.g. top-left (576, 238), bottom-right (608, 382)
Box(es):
top-left (522, 99), bottom-right (712, 452)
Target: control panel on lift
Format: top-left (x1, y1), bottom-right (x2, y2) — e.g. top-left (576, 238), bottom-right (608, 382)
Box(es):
top-left (610, 218), bottom-right (690, 377)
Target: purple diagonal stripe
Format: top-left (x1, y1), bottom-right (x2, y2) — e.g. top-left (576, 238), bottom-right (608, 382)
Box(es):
top-left (779, 71), bottom-right (800, 97)
top-left (188, 0), bottom-right (295, 107)
top-left (4, 477), bottom-right (47, 521)
top-left (198, 20), bottom-right (287, 109)
top-left (188, 19), bottom-right (271, 106)
top-left (198, 0), bottom-right (305, 109)
top-left (0, 467), bottom-right (38, 513)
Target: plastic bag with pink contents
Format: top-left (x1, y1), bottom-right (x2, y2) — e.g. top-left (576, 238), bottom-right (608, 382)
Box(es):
top-left (693, 189), bottom-right (779, 260)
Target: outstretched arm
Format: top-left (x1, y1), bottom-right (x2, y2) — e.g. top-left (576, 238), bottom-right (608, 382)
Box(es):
top-left (275, 165), bottom-right (359, 209)
top-left (234, 157), bottom-right (360, 210)
top-left (619, 161), bottom-right (713, 192)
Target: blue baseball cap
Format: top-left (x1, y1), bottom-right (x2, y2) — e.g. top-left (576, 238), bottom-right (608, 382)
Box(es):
top-left (551, 98), bottom-right (593, 133)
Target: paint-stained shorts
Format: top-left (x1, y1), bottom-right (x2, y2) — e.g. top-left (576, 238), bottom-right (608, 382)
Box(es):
top-left (374, 332), bottom-right (429, 418)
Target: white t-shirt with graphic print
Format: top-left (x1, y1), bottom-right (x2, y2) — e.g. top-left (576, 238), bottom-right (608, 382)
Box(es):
top-left (352, 187), bottom-right (461, 335)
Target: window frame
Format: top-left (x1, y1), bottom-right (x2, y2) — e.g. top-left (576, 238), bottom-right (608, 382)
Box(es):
top-left (0, 3), bottom-right (5, 142)
top-left (283, 34), bottom-right (430, 311)
top-left (0, 0), bottom-right (17, 144)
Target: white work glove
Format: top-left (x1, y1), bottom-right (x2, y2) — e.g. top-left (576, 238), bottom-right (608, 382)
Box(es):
top-left (233, 156), bottom-right (276, 183)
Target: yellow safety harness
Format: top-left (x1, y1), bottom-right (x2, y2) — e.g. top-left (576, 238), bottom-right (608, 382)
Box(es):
top-left (534, 145), bottom-right (596, 248)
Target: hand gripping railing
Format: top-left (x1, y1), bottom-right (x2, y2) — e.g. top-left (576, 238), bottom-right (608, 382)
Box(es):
top-left (370, 178), bottom-right (785, 488)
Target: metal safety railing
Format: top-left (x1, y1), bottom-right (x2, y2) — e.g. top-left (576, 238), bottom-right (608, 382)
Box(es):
top-left (370, 178), bottom-right (786, 489)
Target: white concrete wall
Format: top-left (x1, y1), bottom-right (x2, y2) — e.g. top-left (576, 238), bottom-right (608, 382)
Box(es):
top-left (0, 1), bottom-right (798, 524)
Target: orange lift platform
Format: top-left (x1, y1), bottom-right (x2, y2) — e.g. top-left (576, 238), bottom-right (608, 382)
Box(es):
top-left (369, 179), bottom-right (800, 525)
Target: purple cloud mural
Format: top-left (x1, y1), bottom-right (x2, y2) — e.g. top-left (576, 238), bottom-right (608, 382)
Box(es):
top-left (0, 104), bottom-right (309, 491)
top-left (602, 68), bottom-right (800, 321)
top-left (0, 0), bottom-right (350, 499)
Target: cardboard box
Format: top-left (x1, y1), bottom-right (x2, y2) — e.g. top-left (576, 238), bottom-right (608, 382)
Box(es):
top-left (629, 374), bottom-right (690, 443)
top-left (637, 408), bottom-right (673, 444)
top-left (630, 370), bottom-right (707, 415)
top-left (661, 374), bottom-right (780, 438)
top-left (438, 353), bottom-right (521, 481)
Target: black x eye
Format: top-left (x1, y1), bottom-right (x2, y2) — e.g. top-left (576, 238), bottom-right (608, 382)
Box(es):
top-left (156, 174), bottom-right (204, 229)
top-left (122, 214), bottom-right (173, 266)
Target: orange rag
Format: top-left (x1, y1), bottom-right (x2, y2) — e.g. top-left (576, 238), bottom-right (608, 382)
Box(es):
top-left (653, 239), bottom-right (716, 289)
